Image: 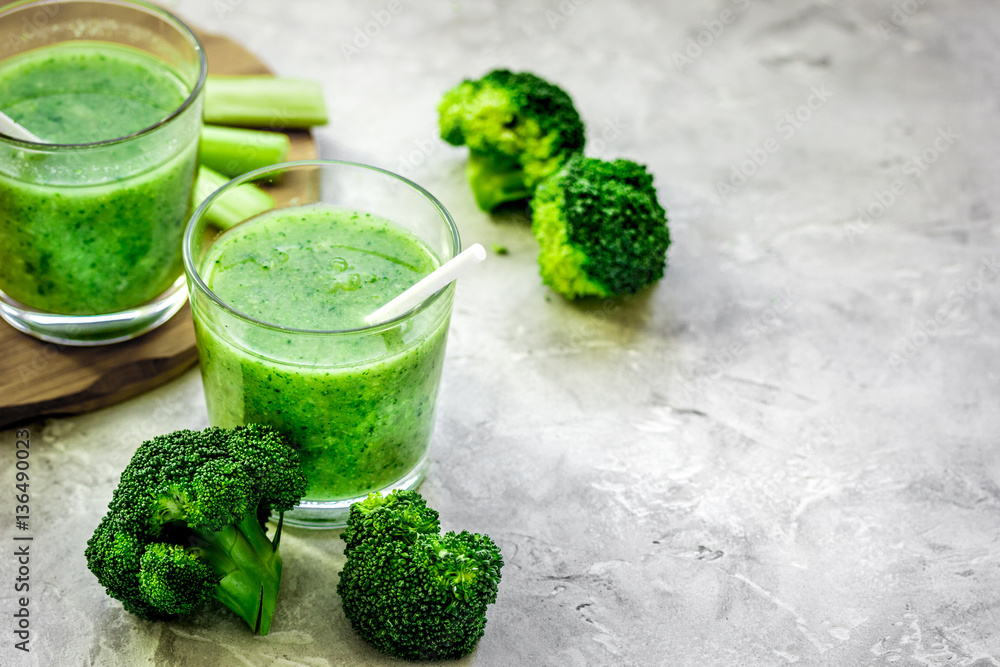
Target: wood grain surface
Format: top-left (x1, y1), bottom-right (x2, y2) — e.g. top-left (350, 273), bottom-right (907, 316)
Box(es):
top-left (0, 28), bottom-right (319, 428)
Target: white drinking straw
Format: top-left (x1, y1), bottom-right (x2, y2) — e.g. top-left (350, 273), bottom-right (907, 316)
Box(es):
top-left (364, 243), bottom-right (487, 325)
top-left (0, 111), bottom-right (42, 143)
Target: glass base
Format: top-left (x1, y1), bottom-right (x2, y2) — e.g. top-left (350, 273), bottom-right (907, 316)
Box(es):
top-left (0, 276), bottom-right (188, 346)
top-left (281, 457), bottom-right (430, 530)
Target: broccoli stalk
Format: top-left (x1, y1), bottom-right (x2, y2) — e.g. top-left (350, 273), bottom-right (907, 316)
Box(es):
top-left (531, 154), bottom-right (671, 299)
top-left (466, 151), bottom-right (532, 212)
top-left (136, 513), bottom-right (283, 633)
top-left (85, 426), bottom-right (307, 635)
top-left (189, 513), bottom-right (284, 634)
top-left (204, 76), bottom-right (328, 128)
top-left (438, 69), bottom-right (585, 212)
top-left (199, 125), bottom-right (291, 179)
top-left (337, 490), bottom-right (504, 661)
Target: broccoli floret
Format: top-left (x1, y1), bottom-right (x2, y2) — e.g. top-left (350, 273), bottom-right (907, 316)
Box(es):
top-left (337, 490), bottom-right (504, 660)
top-left (85, 425), bottom-right (307, 635)
top-left (439, 69), bottom-right (585, 212)
top-left (531, 154), bottom-right (670, 299)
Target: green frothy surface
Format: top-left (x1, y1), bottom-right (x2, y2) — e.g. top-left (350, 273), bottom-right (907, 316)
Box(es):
top-left (0, 42), bottom-right (187, 144)
top-left (203, 204), bottom-right (439, 330)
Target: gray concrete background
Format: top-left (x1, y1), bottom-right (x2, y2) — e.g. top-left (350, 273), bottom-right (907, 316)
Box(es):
top-left (2, 0), bottom-right (1000, 665)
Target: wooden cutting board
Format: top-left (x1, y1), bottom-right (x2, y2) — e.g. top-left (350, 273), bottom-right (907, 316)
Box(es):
top-left (0, 28), bottom-right (319, 429)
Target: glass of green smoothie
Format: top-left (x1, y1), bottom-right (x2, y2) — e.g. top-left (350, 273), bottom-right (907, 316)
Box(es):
top-left (0, 0), bottom-right (206, 345)
top-left (184, 161), bottom-right (461, 528)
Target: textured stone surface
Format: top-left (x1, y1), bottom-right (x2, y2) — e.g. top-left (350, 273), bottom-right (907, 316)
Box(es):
top-left (3, 0), bottom-right (1000, 665)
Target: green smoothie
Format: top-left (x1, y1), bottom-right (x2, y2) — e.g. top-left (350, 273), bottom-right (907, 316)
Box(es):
top-left (193, 204), bottom-right (451, 502)
top-left (0, 42), bottom-right (198, 315)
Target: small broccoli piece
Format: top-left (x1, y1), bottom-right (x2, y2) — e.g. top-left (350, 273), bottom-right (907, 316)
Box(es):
top-left (531, 154), bottom-right (670, 299)
top-left (337, 490), bottom-right (504, 660)
top-left (439, 69), bottom-right (585, 212)
top-left (85, 426), bottom-right (307, 635)
top-left (138, 543), bottom-right (214, 616)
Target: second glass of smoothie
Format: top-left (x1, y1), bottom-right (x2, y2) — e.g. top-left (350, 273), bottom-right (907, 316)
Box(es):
top-left (0, 0), bottom-right (206, 344)
top-left (184, 160), bottom-right (460, 528)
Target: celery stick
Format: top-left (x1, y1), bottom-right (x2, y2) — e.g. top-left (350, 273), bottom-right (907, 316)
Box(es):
top-left (194, 165), bottom-right (274, 230)
top-left (204, 76), bottom-right (328, 128)
top-left (200, 125), bottom-right (290, 178)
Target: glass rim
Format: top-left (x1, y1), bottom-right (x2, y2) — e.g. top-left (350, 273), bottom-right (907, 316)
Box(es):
top-left (183, 159), bottom-right (463, 336)
top-left (0, 0), bottom-right (208, 148)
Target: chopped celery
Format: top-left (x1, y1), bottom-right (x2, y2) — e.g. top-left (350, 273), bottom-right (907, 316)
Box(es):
top-left (194, 165), bottom-right (274, 230)
top-left (200, 125), bottom-right (290, 178)
top-left (204, 76), bottom-right (328, 128)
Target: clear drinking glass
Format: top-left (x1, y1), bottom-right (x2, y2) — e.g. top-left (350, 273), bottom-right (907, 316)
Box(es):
top-left (0, 0), bottom-right (206, 345)
top-left (183, 161), bottom-right (460, 529)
